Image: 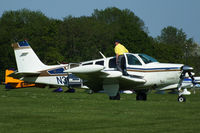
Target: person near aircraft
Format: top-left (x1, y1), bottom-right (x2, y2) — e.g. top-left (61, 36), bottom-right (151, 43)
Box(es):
top-left (114, 40), bottom-right (129, 76)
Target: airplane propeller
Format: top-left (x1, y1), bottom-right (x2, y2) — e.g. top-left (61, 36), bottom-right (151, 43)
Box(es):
top-left (177, 65), bottom-right (195, 102)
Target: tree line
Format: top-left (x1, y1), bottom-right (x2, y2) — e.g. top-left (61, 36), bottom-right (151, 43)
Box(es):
top-left (0, 7), bottom-right (199, 82)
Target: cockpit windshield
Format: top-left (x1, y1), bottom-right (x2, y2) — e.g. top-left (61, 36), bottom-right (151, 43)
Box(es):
top-left (138, 54), bottom-right (158, 64)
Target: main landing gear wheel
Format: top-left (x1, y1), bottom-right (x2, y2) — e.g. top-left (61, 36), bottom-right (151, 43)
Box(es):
top-left (136, 92), bottom-right (147, 101)
top-left (178, 95), bottom-right (186, 102)
top-left (109, 92), bottom-right (120, 100)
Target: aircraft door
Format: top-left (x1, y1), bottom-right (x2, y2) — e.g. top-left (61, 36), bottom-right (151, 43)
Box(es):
top-left (124, 53), bottom-right (143, 75)
top-left (108, 57), bottom-right (117, 70)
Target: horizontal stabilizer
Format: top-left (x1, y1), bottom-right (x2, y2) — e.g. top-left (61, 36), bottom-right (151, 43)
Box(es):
top-left (64, 65), bottom-right (104, 73)
top-left (16, 72), bottom-right (41, 75)
top-left (8, 71), bottom-right (41, 79)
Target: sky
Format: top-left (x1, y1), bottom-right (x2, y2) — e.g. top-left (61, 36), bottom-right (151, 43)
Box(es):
top-left (1, 0), bottom-right (200, 44)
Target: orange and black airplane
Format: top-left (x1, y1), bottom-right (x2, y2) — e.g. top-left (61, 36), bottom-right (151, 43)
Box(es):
top-left (4, 69), bottom-right (36, 89)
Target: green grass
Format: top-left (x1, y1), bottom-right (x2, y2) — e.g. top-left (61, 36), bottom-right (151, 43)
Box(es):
top-left (0, 85), bottom-right (200, 133)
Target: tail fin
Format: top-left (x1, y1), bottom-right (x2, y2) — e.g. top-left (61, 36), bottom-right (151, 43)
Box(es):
top-left (12, 41), bottom-right (46, 72)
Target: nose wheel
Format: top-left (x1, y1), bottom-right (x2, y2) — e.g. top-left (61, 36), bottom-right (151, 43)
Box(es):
top-left (178, 95), bottom-right (186, 102)
top-left (177, 66), bottom-right (194, 102)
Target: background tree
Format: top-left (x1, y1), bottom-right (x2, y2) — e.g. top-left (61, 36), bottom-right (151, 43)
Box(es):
top-left (0, 8), bottom-right (199, 82)
top-left (155, 26), bottom-right (198, 64)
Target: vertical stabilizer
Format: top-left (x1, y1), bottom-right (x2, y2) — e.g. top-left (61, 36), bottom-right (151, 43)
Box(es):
top-left (12, 41), bottom-right (46, 72)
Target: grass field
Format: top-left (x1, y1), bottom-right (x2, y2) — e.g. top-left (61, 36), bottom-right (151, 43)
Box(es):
top-left (0, 85), bottom-right (200, 133)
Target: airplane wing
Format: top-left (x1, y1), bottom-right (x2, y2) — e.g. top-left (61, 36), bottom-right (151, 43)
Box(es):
top-left (159, 84), bottom-right (178, 91)
top-left (65, 65), bottom-right (104, 74)
top-left (64, 65), bottom-right (146, 91)
top-left (121, 76), bottom-right (146, 83)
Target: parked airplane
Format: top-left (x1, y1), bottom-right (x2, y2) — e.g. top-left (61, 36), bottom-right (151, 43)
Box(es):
top-left (10, 41), bottom-right (83, 90)
top-left (64, 50), bottom-right (196, 102)
top-left (11, 41), bottom-right (196, 102)
top-left (159, 77), bottom-right (200, 96)
top-left (3, 69), bottom-right (36, 89)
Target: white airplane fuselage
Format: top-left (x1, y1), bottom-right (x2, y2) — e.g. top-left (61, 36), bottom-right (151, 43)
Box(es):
top-left (71, 53), bottom-right (183, 91)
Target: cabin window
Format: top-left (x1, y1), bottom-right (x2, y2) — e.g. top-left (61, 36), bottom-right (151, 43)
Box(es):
top-left (82, 62), bottom-right (93, 66)
top-left (109, 58), bottom-right (116, 68)
top-left (126, 54), bottom-right (142, 65)
top-left (95, 60), bottom-right (104, 66)
top-left (138, 54), bottom-right (158, 64)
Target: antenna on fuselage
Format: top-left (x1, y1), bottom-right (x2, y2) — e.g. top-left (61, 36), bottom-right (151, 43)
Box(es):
top-left (99, 51), bottom-right (106, 59)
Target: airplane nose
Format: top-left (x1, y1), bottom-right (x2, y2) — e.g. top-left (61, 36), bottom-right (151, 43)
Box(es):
top-left (181, 65), bottom-right (193, 72)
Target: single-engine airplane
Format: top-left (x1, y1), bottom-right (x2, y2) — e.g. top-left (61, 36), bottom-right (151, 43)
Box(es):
top-left (11, 41), bottom-right (196, 102)
top-left (10, 41), bottom-right (83, 89)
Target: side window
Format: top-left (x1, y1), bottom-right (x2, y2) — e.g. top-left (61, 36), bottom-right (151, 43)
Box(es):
top-left (82, 62), bottom-right (93, 66)
top-left (95, 60), bottom-right (104, 66)
top-left (127, 54), bottom-right (142, 65)
top-left (109, 58), bottom-right (116, 68)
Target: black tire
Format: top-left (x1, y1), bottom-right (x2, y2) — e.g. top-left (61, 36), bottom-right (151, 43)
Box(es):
top-left (136, 92), bottom-right (147, 101)
top-left (65, 88), bottom-right (75, 93)
top-left (178, 95), bottom-right (186, 102)
top-left (109, 92), bottom-right (120, 100)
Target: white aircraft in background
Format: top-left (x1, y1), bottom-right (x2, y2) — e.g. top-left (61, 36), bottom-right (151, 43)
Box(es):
top-left (11, 41), bottom-right (197, 102)
top-left (10, 41), bottom-right (83, 89)
top-left (159, 77), bottom-right (200, 95)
